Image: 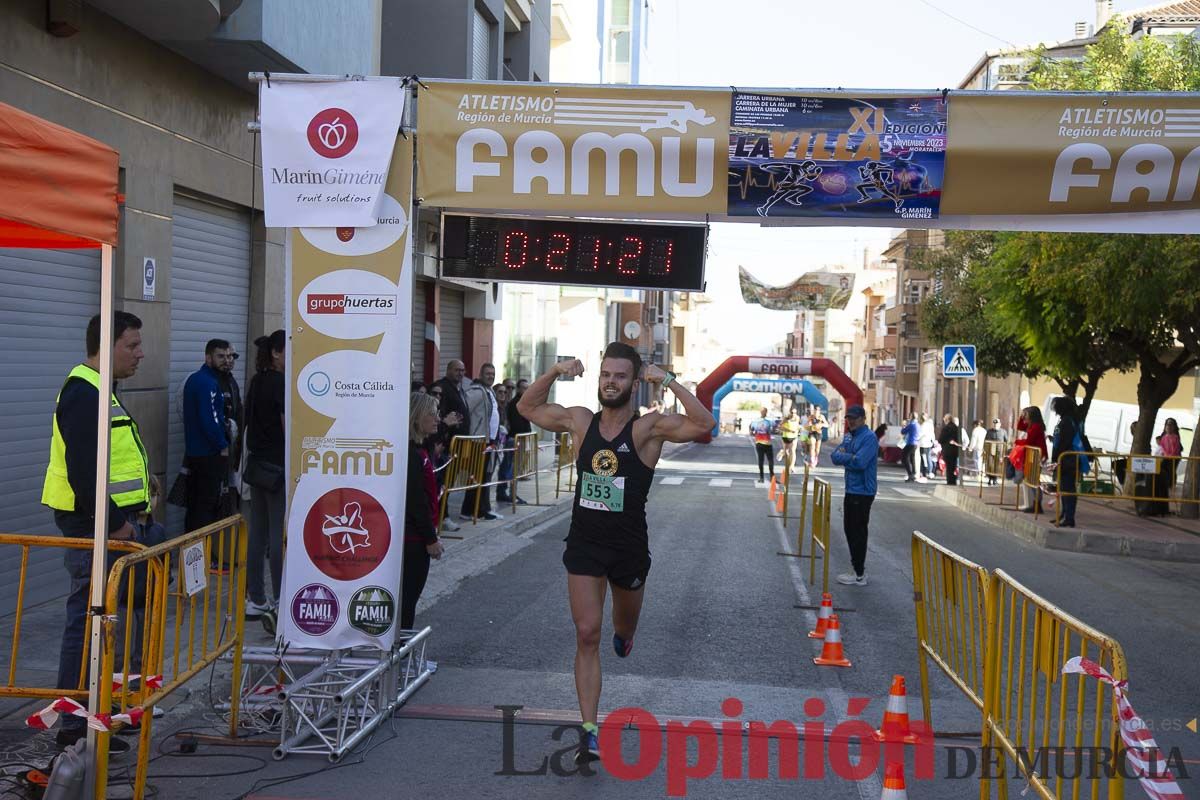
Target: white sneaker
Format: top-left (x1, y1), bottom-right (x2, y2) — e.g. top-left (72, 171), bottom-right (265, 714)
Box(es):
top-left (482, 511), bottom-right (504, 521)
top-left (836, 572), bottom-right (867, 586)
top-left (441, 518), bottom-right (461, 532)
top-left (459, 514), bottom-right (475, 522)
top-left (245, 598), bottom-right (272, 618)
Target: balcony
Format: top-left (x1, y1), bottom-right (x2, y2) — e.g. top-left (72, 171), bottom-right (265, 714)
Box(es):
top-left (866, 332), bottom-right (897, 353)
top-left (896, 369), bottom-right (919, 395)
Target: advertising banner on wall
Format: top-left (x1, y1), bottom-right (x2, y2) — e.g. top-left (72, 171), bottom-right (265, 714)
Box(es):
top-left (260, 79), bottom-right (406, 228)
top-left (942, 93), bottom-right (1200, 216)
top-left (416, 81), bottom-right (730, 215)
top-left (738, 265), bottom-right (855, 310)
top-left (728, 91), bottom-right (946, 221)
top-left (280, 135), bottom-right (414, 650)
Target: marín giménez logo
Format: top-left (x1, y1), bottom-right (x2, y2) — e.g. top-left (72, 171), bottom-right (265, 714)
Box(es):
top-left (307, 107), bottom-right (359, 159)
top-left (306, 294), bottom-right (397, 315)
top-left (307, 371), bottom-right (331, 397)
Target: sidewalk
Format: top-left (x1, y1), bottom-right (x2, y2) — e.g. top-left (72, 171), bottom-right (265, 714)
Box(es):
top-left (0, 465), bottom-right (575, 784)
top-left (934, 479), bottom-right (1200, 562)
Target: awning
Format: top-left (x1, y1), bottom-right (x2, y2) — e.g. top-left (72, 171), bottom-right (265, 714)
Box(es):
top-left (0, 100), bottom-right (120, 248)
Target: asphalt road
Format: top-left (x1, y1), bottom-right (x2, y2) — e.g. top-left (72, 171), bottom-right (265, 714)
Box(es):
top-left (147, 435), bottom-right (1200, 800)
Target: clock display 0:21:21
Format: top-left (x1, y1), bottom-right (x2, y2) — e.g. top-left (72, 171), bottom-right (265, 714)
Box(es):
top-left (472, 229), bottom-right (674, 276)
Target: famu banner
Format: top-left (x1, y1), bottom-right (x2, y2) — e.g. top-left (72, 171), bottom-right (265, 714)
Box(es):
top-left (729, 91), bottom-right (946, 220)
top-left (942, 93), bottom-right (1200, 216)
top-left (260, 79), bottom-right (406, 228)
top-left (280, 134), bottom-right (414, 650)
top-left (739, 265), bottom-right (855, 310)
top-left (416, 81), bottom-right (729, 214)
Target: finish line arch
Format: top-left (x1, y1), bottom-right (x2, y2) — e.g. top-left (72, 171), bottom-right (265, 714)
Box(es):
top-left (710, 377), bottom-right (828, 439)
top-left (695, 355), bottom-right (864, 444)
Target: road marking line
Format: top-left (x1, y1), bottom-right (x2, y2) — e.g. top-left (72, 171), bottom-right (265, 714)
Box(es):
top-left (708, 478), bottom-right (733, 487)
top-left (659, 477), bottom-right (685, 485)
top-left (893, 487), bottom-right (925, 498)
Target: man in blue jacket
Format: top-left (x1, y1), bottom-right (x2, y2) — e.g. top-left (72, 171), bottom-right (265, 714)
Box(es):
top-left (182, 339), bottom-right (230, 534)
top-left (899, 411), bottom-right (920, 482)
top-left (830, 405), bottom-right (877, 586)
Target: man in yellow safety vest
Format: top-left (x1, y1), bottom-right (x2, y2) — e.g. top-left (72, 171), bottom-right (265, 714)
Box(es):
top-left (41, 311), bottom-right (148, 750)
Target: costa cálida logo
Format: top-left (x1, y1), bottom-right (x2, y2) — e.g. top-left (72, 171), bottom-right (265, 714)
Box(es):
top-left (302, 488), bottom-right (392, 581)
top-left (307, 108), bottom-right (359, 159)
top-left (306, 293), bottom-right (397, 315)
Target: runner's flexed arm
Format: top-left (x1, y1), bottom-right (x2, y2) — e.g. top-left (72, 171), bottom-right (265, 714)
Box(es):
top-left (516, 359), bottom-right (591, 434)
top-left (643, 364), bottom-right (716, 443)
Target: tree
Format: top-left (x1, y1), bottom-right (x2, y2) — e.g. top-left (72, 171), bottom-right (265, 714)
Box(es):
top-left (1020, 20), bottom-right (1200, 514)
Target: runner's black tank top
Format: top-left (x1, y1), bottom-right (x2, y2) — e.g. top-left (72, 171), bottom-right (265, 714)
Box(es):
top-left (568, 413), bottom-right (655, 548)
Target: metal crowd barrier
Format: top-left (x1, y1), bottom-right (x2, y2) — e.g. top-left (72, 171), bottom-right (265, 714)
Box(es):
top-left (555, 431), bottom-right (576, 498)
top-left (0, 534), bottom-right (143, 701)
top-left (1050, 450), bottom-right (1200, 524)
top-left (1019, 446), bottom-right (1046, 512)
top-left (92, 514), bottom-right (248, 800)
top-left (777, 463), bottom-right (812, 559)
top-left (968, 440), bottom-right (1009, 498)
top-left (911, 531), bottom-right (991, 727)
top-left (807, 477), bottom-right (832, 596)
top-left (980, 569), bottom-right (1128, 800)
top-left (509, 431), bottom-right (542, 509)
top-left (438, 435), bottom-right (488, 526)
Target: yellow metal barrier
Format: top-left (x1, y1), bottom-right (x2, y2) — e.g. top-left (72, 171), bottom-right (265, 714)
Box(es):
top-left (1051, 450), bottom-right (1200, 524)
top-left (808, 478), bottom-right (832, 595)
top-left (511, 431), bottom-right (542, 509)
top-left (555, 432), bottom-right (576, 498)
top-left (92, 514), bottom-right (248, 800)
top-left (980, 569), bottom-right (1127, 800)
top-left (977, 440), bottom-right (1008, 499)
top-left (0, 534), bottom-right (143, 701)
top-left (1019, 446), bottom-right (1045, 513)
top-left (439, 435), bottom-right (488, 526)
top-left (778, 463), bottom-right (812, 559)
top-left (911, 531), bottom-right (991, 728)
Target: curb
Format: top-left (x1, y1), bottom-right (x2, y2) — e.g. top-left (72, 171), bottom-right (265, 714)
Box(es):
top-left (932, 485), bottom-right (1200, 563)
top-left (442, 493), bottom-right (572, 556)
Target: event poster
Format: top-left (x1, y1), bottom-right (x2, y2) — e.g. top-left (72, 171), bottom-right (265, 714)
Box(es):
top-left (280, 134), bottom-right (414, 650)
top-left (728, 92), bottom-right (946, 220)
top-left (738, 265), bottom-right (854, 310)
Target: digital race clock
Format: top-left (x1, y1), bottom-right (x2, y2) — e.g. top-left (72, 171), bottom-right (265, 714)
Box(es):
top-left (439, 213), bottom-right (707, 291)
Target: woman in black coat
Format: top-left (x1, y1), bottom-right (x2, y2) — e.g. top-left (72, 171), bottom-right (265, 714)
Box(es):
top-left (402, 392), bottom-right (445, 631)
top-left (938, 414), bottom-right (963, 486)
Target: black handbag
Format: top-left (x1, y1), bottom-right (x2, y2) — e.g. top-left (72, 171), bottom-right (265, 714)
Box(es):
top-left (243, 454), bottom-right (283, 493)
top-left (166, 468), bottom-right (190, 507)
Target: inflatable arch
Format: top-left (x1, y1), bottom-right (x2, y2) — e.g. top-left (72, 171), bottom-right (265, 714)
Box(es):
top-left (695, 356), bottom-right (864, 444)
top-left (711, 377), bottom-right (828, 439)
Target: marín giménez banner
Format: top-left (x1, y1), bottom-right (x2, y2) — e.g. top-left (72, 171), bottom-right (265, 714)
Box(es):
top-left (739, 266), bottom-right (854, 311)
top-left (260, 79), bottom-right (405, 228)
top-left (728, 92), bottom-right (946, 221)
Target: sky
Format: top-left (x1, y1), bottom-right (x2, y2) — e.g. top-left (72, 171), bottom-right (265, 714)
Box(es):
top-left (637, 0), bottom-right (1153, 352)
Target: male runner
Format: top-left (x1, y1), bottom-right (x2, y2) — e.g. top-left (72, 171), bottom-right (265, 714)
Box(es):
top-left (517, 342), bottom-right (716, 764)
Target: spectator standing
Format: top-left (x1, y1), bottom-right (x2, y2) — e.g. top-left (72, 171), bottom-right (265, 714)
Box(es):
top-left (1153, 418), bottom-right (1183, 513)
top-left (41, 312), bottom-right (149, 751)
top-left (243, 330), bottom-right (286, 626)
top-left (461, 363), bottom-right (502, 521)
top-left (1050, 396), bottom-right (1087, 528)
top-left (182, 340), bottom-right (231, 535)
top-left (212, 344), bottom-right (244, 502)
top-left (984, 418), bottom-right (1008, 485)
top-left (748, 407), bottom-right (775, 483)
top-left (917, 413), bottom-right (935, 479)
top-left (403, 393), bottom-right (444, 629)
top-left (507, 379), bottom-right (534, 499)
top-left (831, 405), bottom-right (878, 586)
top-left (1011, 407), bottom-right (1047, 513)
top-left (900, 412), bottom-right (920, 482)
top-left (938, 414), bottom-right (962, 486)
top-left (431, 360), bottom-right (471, 445)
top-left (967, 419), bottom-right (988, 484)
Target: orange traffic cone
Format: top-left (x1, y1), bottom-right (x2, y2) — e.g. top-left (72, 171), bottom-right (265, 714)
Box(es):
top-left (880, 761), bottom-right (908, 799)
top-left (873, 675), bottom-right (921, 744)
top-left (813, 614), bottom-right (851, 667)
top-left (808, 593), bottom-right (833, 639)
top-left (775, 490), bottom-right (785, 513)
top-left (768, 476), bottom-right (777, 499)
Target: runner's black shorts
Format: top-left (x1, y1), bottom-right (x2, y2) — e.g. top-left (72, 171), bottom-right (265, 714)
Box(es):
top-left (563, 538), bottom-right (651, 591)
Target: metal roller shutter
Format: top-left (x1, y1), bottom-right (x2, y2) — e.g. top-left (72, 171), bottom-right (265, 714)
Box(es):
top-left (0, 247), bottom-right (99, 609)
top-left (411, 279), bottom-right (426, 384)
top-left (438, 287), bottom-right (464, 374)
top-left (166, 195), bottom-right (251, 535)
top-left (471, 8), bottom-right (492, 80)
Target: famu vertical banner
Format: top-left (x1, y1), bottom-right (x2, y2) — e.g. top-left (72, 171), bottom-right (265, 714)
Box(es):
top-left (281, 134), bottom-right (413, 650)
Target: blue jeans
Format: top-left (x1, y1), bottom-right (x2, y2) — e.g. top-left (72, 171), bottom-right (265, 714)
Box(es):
top-left (57, 546), bottom-right (143, 734)
top-left (496, 451), bottom-right (515, 500)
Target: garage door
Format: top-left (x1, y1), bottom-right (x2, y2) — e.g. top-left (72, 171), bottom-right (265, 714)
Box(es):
top-left (165, 195), bottom-right (251, 535)
top-left (0, 247), bottom-right (100, 610)
top-left (438, 287), bottom-right (464, 374)
top-left (411, 279), bottom-right (426, 384)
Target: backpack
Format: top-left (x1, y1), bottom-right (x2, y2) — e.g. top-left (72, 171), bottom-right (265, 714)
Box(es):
top-left (1070, 422), bottom-right (1091, 475)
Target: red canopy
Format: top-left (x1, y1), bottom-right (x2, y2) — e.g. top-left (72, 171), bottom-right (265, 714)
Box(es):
top-left (0, 101), bottom-right (120, 248)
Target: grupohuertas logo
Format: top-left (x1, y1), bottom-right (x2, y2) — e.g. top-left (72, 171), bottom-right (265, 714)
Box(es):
top-left (306, 293), bottom-right (397, 315)
top-left (347, 586), bottom-right (395, 637)
top-left (307, 107), bottom-right (359, 159)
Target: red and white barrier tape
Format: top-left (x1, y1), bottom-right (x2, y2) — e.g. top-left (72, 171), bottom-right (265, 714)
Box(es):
top-left (250, 683), bottom-right (283, 696)
top-left (112, 673), bottom-right (163, 692)
top-left (1061, 657), bottom-right (1184, 800)
top-left (25, 697), bottom-right (144, 733)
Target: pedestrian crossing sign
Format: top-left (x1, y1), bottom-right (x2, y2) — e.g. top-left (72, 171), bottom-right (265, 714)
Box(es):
top-left (942, 345), bottom-right (976, 377)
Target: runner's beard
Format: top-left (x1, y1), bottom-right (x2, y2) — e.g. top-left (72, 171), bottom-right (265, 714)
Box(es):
top-left (598, 384), bottom-right (632, 409)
